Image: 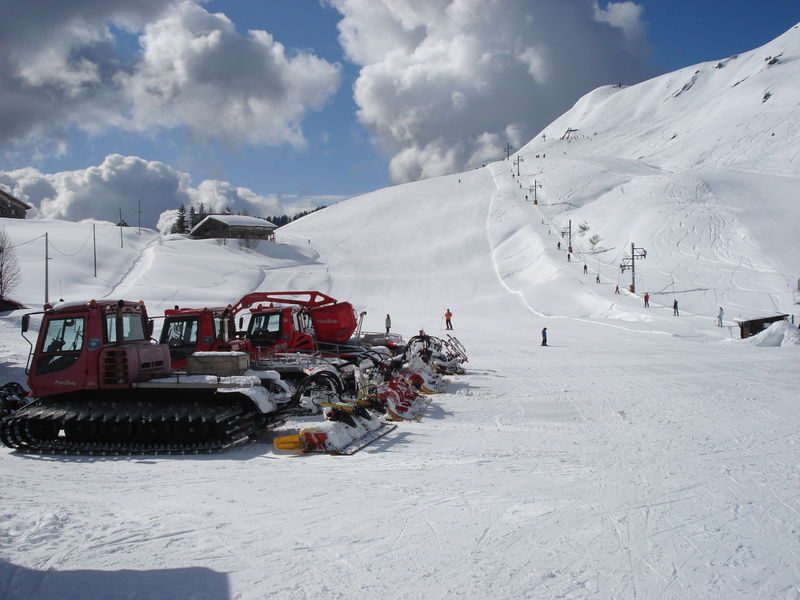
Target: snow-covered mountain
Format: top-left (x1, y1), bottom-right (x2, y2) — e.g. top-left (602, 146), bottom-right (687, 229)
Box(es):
top-left (279, 21), bottom-right (800, 326)
top-left (1, 24), bottom-right (799, 600)
top-left (4, 23), bottom-right (799, 327)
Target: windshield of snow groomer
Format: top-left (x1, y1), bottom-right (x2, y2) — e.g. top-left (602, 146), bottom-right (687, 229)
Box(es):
top-left (295, 310), bottom-right (313, 333)
top-left (249, 312), bottom-right (281, 339)
top-left (163, 317), bottom-right (199, 347)
top-left (105, 312), bottom-right (146, 343)
top-left (213, 315), bottom-right (232, 339)
top-left (37, 316), bottom-right (85, 373)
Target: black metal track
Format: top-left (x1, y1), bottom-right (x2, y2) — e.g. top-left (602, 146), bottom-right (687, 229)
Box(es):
top-left (0, 394), bottom-right (269, 455)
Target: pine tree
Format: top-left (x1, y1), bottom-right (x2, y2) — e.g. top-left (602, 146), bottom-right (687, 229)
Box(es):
top-left (171, 205), bottom-right (187, 234)
top-left (198, 202), bottom-right (208, 222)
top-left (188, 206), bottom-right (197, 229)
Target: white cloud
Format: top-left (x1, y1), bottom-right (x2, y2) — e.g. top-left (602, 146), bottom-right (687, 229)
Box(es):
top-left (0, 154), bottom-right (344, 230)
top-left (119, 2), bottom-right (341, 146)
top-left (0, 1), bottom-right (341, 150)
top-left (517, 46), bottom-right (549, 84)
top-left (389, 141), bottom-right (460, 182)
top-left (594, 1), bottom-right (648, 54)
top-left (0, 1), bottom-right (170, 145)
top-left (328, 0), bottom-right (652, 182)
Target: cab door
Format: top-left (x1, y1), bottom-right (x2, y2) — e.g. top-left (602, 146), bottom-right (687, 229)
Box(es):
top-left (30, 315), bottom-right (88, 397)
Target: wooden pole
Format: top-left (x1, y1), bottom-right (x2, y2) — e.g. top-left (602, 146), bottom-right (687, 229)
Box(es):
top-left (44, 232), bottom-right (49, 304)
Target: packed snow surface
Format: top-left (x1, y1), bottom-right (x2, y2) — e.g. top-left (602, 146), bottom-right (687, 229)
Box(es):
top-left (1, 24), bottom-right (800, 600)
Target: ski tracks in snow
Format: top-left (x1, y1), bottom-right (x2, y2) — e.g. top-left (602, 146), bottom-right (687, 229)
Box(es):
top-left (103, 237), bottom-right (161, 300)
top-left (484, 162), bottom-right (550, 316)
top-left (653, 177), bottom-right (788, 315)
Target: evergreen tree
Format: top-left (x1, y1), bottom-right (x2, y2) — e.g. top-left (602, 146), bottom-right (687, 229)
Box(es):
top-left (198, 202), bottom-right (208, 222)
top-left (171, 205), bottom-right (187, 234)
top-left (188, 206), bottom-right (197, 229)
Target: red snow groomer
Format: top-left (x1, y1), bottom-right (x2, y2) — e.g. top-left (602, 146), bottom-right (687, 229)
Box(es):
top-left (159, 291), bottom-right (360, 369)
top-left (160, 306), bottom-right (237, 369)
top-left (230, 290), bottom-right (359, 358)
top-left (1, 299), bottom-right (285, 454)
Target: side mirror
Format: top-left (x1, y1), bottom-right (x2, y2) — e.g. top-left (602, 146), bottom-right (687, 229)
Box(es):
top-left (21, 314), bottom-right (30, 333)
top-left (147, 319), bottom-right (155, 338)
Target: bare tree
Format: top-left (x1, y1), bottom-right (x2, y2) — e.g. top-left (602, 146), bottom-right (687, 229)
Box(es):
top-left (0, 228), bottom-right (21, 299)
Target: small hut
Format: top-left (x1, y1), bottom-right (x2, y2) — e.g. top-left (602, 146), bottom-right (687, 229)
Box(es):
top-left (189, 215), bottom-right (277, 242)
top-left (737, 314), bottom-right (789, 339)
top-left (0, 298), bottom-right (25, 312)
top-left (0, 189), bottom-right (31, 219)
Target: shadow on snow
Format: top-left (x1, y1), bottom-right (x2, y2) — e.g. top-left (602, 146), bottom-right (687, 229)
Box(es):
top-left (0, 559), bottom-right (230, 600)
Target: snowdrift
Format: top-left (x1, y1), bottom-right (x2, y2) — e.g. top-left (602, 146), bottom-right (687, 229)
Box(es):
top-left (748, 319), bottom-right (800, 347)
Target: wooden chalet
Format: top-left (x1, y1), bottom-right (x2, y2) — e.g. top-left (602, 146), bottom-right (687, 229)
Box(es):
top-left (0, 188), bottom-right (31, 219)
top-left (189, 214), bottom-right (277, 241)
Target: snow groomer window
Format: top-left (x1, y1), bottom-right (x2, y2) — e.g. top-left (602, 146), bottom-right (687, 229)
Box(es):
top-left (37, 317), bottom-right (85, 373)
top-left (105, 312), bottom-right (147, 343)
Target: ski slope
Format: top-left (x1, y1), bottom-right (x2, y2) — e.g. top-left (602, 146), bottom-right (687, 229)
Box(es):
top-left (1, 23), bottom-right (800, 600)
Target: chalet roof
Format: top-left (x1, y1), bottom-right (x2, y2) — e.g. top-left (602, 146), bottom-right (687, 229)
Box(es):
top-left (734, 314), bottom-right (789, 324)
top-left (0, 187), bottom-right (32, 210)
top-left (189, 214), bottom-right (277, 236)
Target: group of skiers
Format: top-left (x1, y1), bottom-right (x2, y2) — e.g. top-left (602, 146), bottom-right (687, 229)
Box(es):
top-left (643, 294), bottom-right (728, 324)
top-left (384, 308), bottom-right (455, 336)
top-left (643, 293), bottom-right (680, 316)
top-left (384, 296), bottom-right (727, 354)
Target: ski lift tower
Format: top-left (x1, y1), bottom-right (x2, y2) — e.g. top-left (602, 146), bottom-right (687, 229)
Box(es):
top-left (561, 220), bottom-right (572, 253)
top-left (528, 181), bottom-right (542, 205)
top-left (619, 242), bottom-right (648, 293)
top-left (513, 155), bottom-right (524, 177)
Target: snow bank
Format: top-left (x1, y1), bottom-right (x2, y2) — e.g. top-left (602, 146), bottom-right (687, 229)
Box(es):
top-left (748, 319), bottom-right (800, 347)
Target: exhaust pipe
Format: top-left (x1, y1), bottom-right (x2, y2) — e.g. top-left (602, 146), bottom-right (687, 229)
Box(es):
top-left (355, 311), bottom-right (367, 340)
top-left (115, 299), bottom-right (125, 344)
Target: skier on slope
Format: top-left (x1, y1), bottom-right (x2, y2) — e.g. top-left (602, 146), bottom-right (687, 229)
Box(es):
top-left (717, 307), bottom-right (724, 327)
top-left (444, 308), bottom-right (453, 330)
top-left (644, 292), bottom-right (650, 307)
top-left (673, 299), bottom-right (679, 316)
top-left (385, 314), bottom-right (392, 335)
top-left (541, 327), bottom-right (548, 347)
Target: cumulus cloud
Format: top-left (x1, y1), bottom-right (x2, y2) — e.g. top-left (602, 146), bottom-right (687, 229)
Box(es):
top-left (119, 2), bottom-right (341, 146)
top-left (328, 0), bottom-right (653, 182)
top-left (594, 1), bottom-right (648, 54)
top-left (0, 1), bottom-right (340, 150)
top-left (0, 1), bottom-right (169, 146)
top-left (0, 154), bottom-right (344, 232)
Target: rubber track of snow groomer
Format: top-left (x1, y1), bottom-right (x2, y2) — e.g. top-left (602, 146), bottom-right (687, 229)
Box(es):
top-left (0, 395), bottom-right (268, 455)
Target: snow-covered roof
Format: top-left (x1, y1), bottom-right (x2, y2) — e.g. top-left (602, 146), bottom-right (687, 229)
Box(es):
top-left (189, 214), bottom-right (277, 235)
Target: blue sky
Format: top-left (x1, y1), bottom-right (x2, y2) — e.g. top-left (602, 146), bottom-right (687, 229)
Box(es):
top-left (640, 0), bottom-right (800, 71)
top-left (1, 1), bottom-right (798, 228)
